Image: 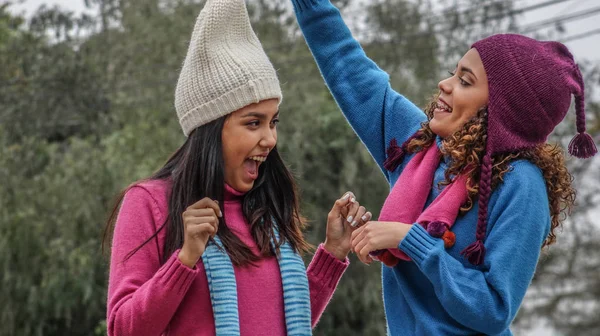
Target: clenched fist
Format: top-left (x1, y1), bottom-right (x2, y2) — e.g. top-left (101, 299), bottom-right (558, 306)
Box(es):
top-left (177, 198), bottom-right (222, 268)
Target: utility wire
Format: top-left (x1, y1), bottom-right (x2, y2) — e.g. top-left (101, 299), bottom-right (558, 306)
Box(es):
top-left (343, 0), bottom-right (531, 26)
top-left (520, 5), bottom-right (600, 34)
top-left (2, 0), bottom-right (599, 87)
top-left (561, 27), bottom-right (600, 43)
top-left (314, 0), bottom-right (571, 48)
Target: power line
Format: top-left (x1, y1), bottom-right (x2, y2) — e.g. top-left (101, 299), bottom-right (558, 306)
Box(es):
top-left (332, 0), bottom-right (571, 46)
top-left (2, 0), bottom-right (598, 88)
top-left (373, 0), bottom-right (528, 24)
top-left (561, 27), bottom-right (600, 43)
top-left (485, 0), bottom-right (571, 21)
top-left (263, 0), bottom-right (540, 52)
top-left (340, 0), bottom-right (585, 55)
top-left (558, 0), bottom-right (592, 15)
top-left (342, 0), bottom-right (532, 28)
top-left (520, 5), bottom-right (600, 34)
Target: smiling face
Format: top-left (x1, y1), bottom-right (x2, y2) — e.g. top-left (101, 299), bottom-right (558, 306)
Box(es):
top-left (430, 48), bottom-right (489, 138)
top-left (221, 98), bottom-right (279, 193)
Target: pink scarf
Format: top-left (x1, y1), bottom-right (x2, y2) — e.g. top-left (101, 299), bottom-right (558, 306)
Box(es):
top-left (373, 142), bottom-right (469, 267)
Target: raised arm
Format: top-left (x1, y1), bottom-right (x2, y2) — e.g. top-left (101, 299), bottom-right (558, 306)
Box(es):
top-left (291, 0), bottom-right (426, 176)
top-left (106, 186), bottom-right (198, 336)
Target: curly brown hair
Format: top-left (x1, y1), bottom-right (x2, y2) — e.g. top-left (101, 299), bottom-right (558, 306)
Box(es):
top-left (405, 97), bottom-right (576, 247)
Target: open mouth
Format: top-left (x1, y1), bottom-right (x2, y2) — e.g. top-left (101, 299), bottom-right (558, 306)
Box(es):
top-left (435, 100), bottom-right (453, 113)
top-left (242, 155), bottom-right (267, 181)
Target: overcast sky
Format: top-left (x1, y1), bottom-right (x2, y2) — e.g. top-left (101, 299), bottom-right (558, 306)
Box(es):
top-left (6, 0), bottom-right (600, 62)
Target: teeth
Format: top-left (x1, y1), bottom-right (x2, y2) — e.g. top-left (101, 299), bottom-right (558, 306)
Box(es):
top-left (436, 101), bottom-right (452, 112)
top-left (248, 156), bottom-right (266, 162)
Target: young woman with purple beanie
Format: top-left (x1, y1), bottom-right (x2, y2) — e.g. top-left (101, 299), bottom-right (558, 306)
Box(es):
top-left (291, 0), bottom-right (597, 334)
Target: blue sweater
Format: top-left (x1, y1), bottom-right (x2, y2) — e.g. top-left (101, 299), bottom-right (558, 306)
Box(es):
top-left (291, 1), bottom-right (551, 335)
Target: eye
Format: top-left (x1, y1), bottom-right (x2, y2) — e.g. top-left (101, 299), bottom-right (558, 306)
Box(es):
top-left (268, 118), bottom-right (279, 129)
top-left (459, 78), bottom-right (470, 86)
top-left (448, 70), bottom-right (470, 86)
top-left (247, 120), bottom-right (260, 127)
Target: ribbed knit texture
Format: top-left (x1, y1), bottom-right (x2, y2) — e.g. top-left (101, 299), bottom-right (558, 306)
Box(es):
top-left (174, 0), bottom-right (282, 136)
top-left (466, 34), bottom-right (597, 264)
top-left (376, 143), bottom-right (469, 265)
top-left (201, 213), bottom-right (312, 335)
top-left (291, 0), bottom-right (551, 334)
top-left (472, 34), bottom-right (593, 156)
top-left (106, 179), bottom-right (348, 336)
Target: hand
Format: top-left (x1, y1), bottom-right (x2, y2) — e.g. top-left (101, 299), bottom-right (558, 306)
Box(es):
top-left (324, 192), bottom-right (372, 260)
top-left (351, 221), bottom-right (411, 264)
top-left (178, 198), bottom-right (222, 268)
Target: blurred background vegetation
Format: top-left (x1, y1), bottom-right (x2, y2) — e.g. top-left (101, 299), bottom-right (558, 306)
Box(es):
top-left (0, 0), bottom-right (598, 335)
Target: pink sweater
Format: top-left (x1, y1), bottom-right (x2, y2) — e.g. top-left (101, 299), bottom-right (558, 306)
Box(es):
top-left (107, 179), bottom-right (348, 336)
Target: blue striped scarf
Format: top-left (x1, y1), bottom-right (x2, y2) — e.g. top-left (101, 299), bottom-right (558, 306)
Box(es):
top-left (201, 230), bottom-right (311, 335)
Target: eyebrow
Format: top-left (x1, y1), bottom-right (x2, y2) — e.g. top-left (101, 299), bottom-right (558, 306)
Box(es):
top-left (241, 111), bottom-right (280, 119)
top-left (457, 64), bottom-right (477, 80)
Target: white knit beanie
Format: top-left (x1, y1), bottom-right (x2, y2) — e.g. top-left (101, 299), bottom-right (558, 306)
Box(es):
top-left (175, 0), bottom-right (282, 136)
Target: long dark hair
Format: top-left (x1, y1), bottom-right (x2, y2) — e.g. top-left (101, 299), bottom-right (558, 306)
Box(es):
top-left (102, 115), bottom-right (310, 266)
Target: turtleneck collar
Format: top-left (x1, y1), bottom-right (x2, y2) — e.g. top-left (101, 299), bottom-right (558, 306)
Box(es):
top-left (224, 184), bottom-right (246, 202)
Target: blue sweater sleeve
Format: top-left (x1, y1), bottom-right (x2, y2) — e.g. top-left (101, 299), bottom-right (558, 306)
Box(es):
top-left (399, 161), bottom-right (551, 334)
top-left (291, 0), bottom-right (426, 177)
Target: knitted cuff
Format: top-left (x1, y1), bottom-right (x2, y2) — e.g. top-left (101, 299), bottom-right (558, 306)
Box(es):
top-left (155, 250), bottom-right (199, 295)
top-left (307, 244), bottom-right (349, 288)
top-left (399, 224), bottom-right (444, 265)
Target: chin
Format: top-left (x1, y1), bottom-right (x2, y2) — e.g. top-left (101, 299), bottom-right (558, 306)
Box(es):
top-left (430, 120), bottom-right (454, 138)
top-left (237, 182), bottom-right (254, 193)
top-left (429, 122), bottom-right (442, 137)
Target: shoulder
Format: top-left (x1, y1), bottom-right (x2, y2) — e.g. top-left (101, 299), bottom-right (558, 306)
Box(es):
top-left (495, 159), bottom-right (546, 197)
top-left (122, 179), bottom-right (171, 223)
top-left (488, 159), bottom-right (550, 235)
top-left (132, 179), bottom-right (171, 201)
top-left (111, 180), bottom-right (172, 262)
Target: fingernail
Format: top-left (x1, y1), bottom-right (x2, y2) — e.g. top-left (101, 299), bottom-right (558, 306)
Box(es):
top-left (342, 193), bottom-right (350, 200)
top-left (347, 215), bottom-right (353, 223)
top-left (219, 211), bottom-right (223, 217)
top-left (351, 220), bottom-right (357, 227)
top-left (361, 215), bottom-right (368, 221)
top-left (351, 197), bottom-right (356, 203)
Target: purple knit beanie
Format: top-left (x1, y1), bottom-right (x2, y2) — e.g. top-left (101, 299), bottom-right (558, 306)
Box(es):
top-left (460, 34), bottom-right (598, 265)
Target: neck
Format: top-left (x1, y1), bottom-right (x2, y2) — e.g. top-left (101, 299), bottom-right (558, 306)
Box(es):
top-left (224, 183), bottom-right (246, 202)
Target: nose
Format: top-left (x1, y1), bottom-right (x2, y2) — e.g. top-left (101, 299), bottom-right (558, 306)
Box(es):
top-left (438, 76), bottom-right (453, 94)
top-left (259, 127), bottom-right (277, 150)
